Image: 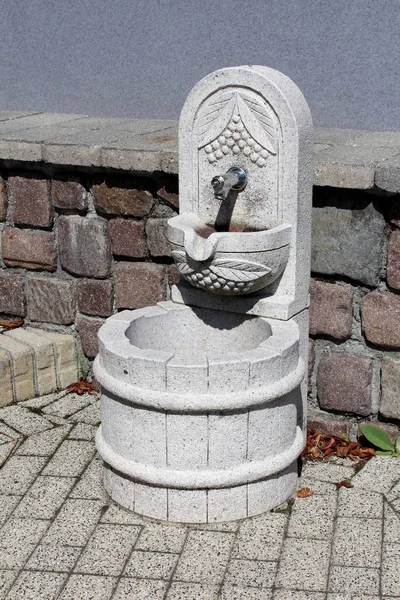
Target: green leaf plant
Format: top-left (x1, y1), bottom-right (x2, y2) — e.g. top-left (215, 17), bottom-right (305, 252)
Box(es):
top-left (360, 424), bottom-right (400, 457)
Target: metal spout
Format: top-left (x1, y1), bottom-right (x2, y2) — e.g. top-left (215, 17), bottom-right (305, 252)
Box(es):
top-left (211, 166), bottom-right (247, 201)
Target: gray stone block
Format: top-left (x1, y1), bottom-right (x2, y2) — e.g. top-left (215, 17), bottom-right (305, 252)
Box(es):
top-left (375, 154), bottom-right (400, 192)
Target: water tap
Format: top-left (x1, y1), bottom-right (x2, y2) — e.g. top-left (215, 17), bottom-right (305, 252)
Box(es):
top-left (211, 167), bottom-right (247, 201)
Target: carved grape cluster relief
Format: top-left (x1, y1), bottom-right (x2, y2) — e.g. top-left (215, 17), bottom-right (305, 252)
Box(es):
top-left (197, 90), bottom-right (277, 168)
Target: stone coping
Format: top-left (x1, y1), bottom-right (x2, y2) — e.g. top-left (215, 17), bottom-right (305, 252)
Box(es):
top-left (0, 110), bottom-right (400, 191)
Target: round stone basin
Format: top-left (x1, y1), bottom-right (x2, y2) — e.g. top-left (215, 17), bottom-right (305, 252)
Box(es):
top-left (126, 305), bottom-right (272, 358)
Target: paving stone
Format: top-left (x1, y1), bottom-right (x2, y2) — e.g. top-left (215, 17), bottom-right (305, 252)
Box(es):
top-left (380, 356), bottom-right (400, 419)
top-left (0, 175), bottom-right (7, 220)
top-left (41, 394), bottom-right (91, 418)
top-left (68, 423), bottom-right (96, 441)
top-left (0, 495), bottom-right (20, 526)
top-left (75, 524), bottom-right (140, 576)
top-left (123, 550), bottom-right (177, 580)
top-left (68, 401), bottom-right (100, 425)
top-left (25, 544), bottom-right (81, 572)
top-left (0, 441), bottom-right (16, 466)
top-left (167, 582), bottom-right (220, 599)
top-left (0, 570), bottom-right (16, 598)
top-left (41, 440), bottom-right (94, 476)
top-left (306, 413), bottom-right (351, 438)
top-left (191, 521), bottom-right (239, 532)
top-left (70, 458), bottom-right (108, 500)
top-left (146, 218), bottom-right (172, 257)
top-left (328, 566), bottom-right (380, 595)
top-left (41, 499), bottom-right (103, 546)
top-left (317, 353), bottom-right (373, 416)
top-left (112, 577), bottom-right (167, 600)
top-left (115, 262), bottom-right (165, 309)
top-left (76, 316), bottom-right (104, 358)
top-left (387, 229), bottom-right (400, 290)
top-left (15, 424), bottom-right (71, 456)
top-left (382, 543), bottom-right (400, 596)
top-left (300, 461), bottom-right (355, 484)
top-left (361, 290), bottom-right (400, 348)
top-left (225, 559), bottom-right (277, 588)
top-left (100, 504), bottom-right (145, 525)
top-left (58, 574), bottom-right (116, 600)
top-left (337, 488), bottom-right (383, 519)
top-left (309, 280), bottom-right (353, 340)
top-left (0, 405), bottom-right (51, 436)
top-left (331, 517), bottom-right (382, 567)
top-left (0, 455), bottom-right (47, 495)
top-left (9, 175), bottom-right (53, 227)
top-left (326, 596), bottom-right (380, 600)
top-left (288, 494), bottom-right (337, 539)
top-left (384, 503), bottom-right (400, 544)
top-left (0, 272), bottom-right (25, 317)
top-left (173, 530), bottom-right (234, 584)
top-left (2, 227), bottom-right (57, 271)
top-left (30, 329), bottom-right (78, 389)
top-left (27, 276), bottom-right (77, 325)
top-left (0, 517), bottom-right (49, 547)
top-left (352, 456), bottom-right (400, 494)
top-left (276, 539), bottom-right (330, 591)
top-left (77, 279), bottom-right (113, 317)
top-left (58, 215), bottom-right (111, 278)
top-left (0, 544), bottom-right (36, 570)
top-left (135, 523), bottom-right (187, 553)
top-left (0, 349), bottom-right (13, 408)
top-left (376, 154), bottom-right (400, 193)
top-left (233, 512), bottom-right (286, 561)
top-left (13, 475), bottom-right (75, 519)
top-left (93, 181), bottom-right (154, 217)
top-left (109, 218), bottom-right (147, 257)
top-left (5, 570), bottom-right (66, 599)
top-left (274, 593), bottom-right (325, 600)
top-left (52, 177), bottom-right (87, 210)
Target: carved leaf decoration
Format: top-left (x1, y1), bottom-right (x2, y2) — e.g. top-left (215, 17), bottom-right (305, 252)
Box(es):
top-left (198, 93), bottom-right (236, 148)
top-left (210, 259), bottom-right (270, 283)
top-left (236, 94), bottom-right (277, 155)
top-left (171, 251), bottom-right (195, 275)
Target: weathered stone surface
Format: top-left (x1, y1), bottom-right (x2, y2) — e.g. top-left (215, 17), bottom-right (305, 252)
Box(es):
top-left (2, 228), bottom-right (57, 271)
top-left (312, 191), bottom-right (385, 286)
top-left (309, 280), bottom-right (353, 340)
top-left (308, 338), bottom-right (315, 384)
top-left (317, 353), bottom-right (373, 416)
top-left (27, 277), bottom-right (76, 324)
top-left (151, 203), bottom-right (177, 218)
top-left (51, 177), bottom-right (87, 210)
top-left (58, 215), bottom-right (111, 278)
top-left (77, 279), bottom-right (113, 317)
top-left (115, 262), bottom-right (165, 309)
top-left (93, 181), bottom-right (154, 217)
top-left (9, 175), bottom-right (53, 227)
top-left (358, 419), bottom-right (399, 444)
top-left (146, 218), bottom-right (171, 257)
top-left (387, 230), bottom-right (400, 290)
top-left (0, 176), bottom-right (7, 220)
top-left (375, 155), bottom-right (400, 193)
top-left (76, 316), bottom-right (104, 358)
top-left (167, 264), bottom-right (180, 288)
top-left (0, 272), bottom-right (25, 316)
top-left (361, 291), bottom-right (400, 348)
top-left (109, 218), bottom-right (147, 257)
top-left (380, 357), bottom-right (400, 419)
top-left (156, 186), bottom-right (179, 210)
top-left (307, 412), bottom-right (351, 437)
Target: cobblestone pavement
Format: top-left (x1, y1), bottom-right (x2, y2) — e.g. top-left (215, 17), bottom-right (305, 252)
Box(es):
top-left (1, 391), bottom-right (400, 599)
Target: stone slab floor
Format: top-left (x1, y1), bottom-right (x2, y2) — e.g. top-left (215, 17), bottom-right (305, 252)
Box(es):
top-left (0, 390), bottom-right (400, 600)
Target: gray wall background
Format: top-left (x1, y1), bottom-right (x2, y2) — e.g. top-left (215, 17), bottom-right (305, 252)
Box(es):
top-left (1, 0), bottom-right (399, 130)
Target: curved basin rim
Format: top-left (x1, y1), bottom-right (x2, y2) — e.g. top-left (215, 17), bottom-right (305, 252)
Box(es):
top-left (96, 425), bottom-right (304, 489)
top-left (94, 355), bottom-right (305, 413)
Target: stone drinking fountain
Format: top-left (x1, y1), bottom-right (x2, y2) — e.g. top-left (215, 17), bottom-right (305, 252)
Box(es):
top-left (94, 65), bottom-right (313, 523)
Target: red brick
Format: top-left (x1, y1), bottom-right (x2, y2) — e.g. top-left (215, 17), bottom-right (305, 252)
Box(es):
top-left (317, 353), bottom-right (373, 416)
top-left (156, 186), bottom-right (179, 210)
top-left (109, 219), bottom-right (147, 258)
top-left (77, 279), bottom-right (113, 317)
top-left (27, 277), bottom-right (76, 324)
top-left (93, 181), bottom-right (154, 217)
top-left (0, 177), bottom-right (7, 221)
top-left (309, 280), bottom-right (353, 340)
top-left (0, 271), bottom-right (25, 316)
top-left (361, 290), bottom-right (400, 348)
top-left (52, 177), bottom-right (87, 210)
top-left (307, 412), bottom-right (351, 437)
top-left (380, 357), bottom-right (400, 419)
top-left (58, 215), bottom-right (111, 278)
top-left (146, 218), bottom-right (171, 257)
top-left (2, 228), bottom-right (57, 271)
top-left (9, 175), bottom-right (53, 227)
top-left (387, 230), bottom-right (400, 290)
top-left (76, 316), bottom-right (104, 358)
top-left (115, 262), bottom-right (165, 309)
top-left (358, 420), bottom-right (399, 444)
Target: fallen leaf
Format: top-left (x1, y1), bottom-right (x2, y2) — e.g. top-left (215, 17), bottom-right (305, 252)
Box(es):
top-left (66, 377), bottom-right (97, 396)
top-left (335, 480), bottom-right (353, 489)
top-left (301, 428), bottom-right (375, 464)
top-left (0, 319), bottom-right (24, 329)
top-left (297, 487), bottom-right (314, 498)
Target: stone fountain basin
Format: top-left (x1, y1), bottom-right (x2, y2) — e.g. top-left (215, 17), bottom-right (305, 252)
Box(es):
top-left (168, 213), bottom-right (291, 295)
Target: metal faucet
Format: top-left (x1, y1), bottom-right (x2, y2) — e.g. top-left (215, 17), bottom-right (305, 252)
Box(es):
top-left (211, 167), bottom-right (247, 201)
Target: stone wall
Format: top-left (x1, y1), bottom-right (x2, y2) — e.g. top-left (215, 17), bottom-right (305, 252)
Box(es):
top-left (0, 111), bottom-right (399, 433)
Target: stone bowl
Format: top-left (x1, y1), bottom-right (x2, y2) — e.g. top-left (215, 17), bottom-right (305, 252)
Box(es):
top-left (168, 213), bottom-right (291, 295)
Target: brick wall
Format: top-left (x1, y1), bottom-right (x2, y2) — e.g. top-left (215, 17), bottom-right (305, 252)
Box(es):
top-left (0, 163), bottom-right (399, 431)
